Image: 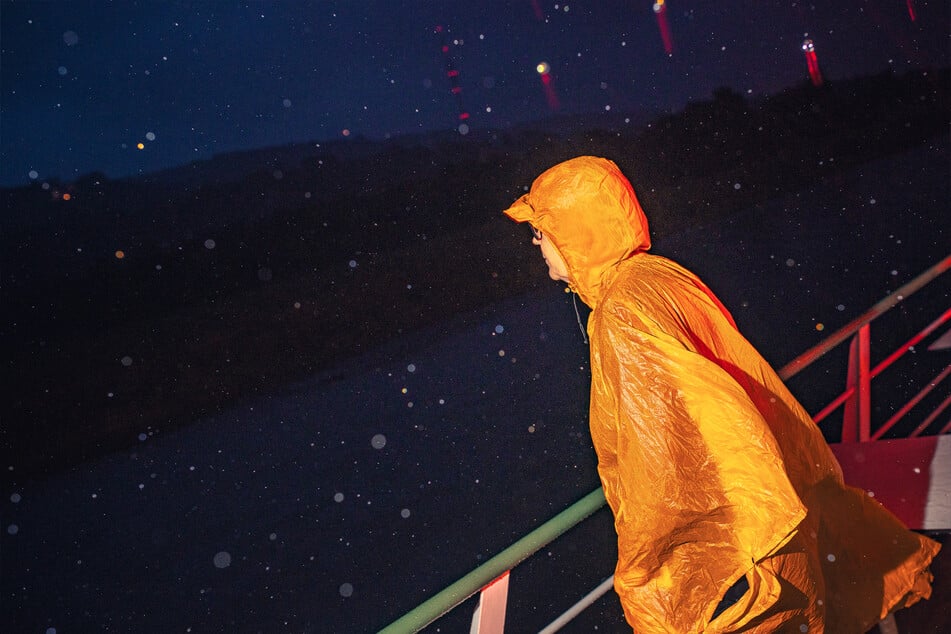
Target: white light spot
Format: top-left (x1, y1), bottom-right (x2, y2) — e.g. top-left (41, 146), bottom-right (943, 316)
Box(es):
top-left (869, 198), bottom-right (876, 205)
top-left (913, 467), bottom-right (921, 474)
top-left (57, 66), bottom-right (68, 76)
top-left (339, 582), bottom-right (354, 597)
top-left (348, 260), bottom-right (358, 269)
top-left (826, 553), bottom-right (836, 562)
top-left (213, 551), bottom-right (232, 568)
top-left (836, 304), bottom-right (845, 311)
top-left (204, 239), bottom-right (216, 250)
top-left (121, 355), bottom-right (133, 366)
top-left (269, 532), bottom-right (277, 541)
top-left (498, 349), bottom-right (505, 357)
top-left (282, 98), bottom-right (292, 108)
top-left (786, 258), bottom-right (796, 267)
top-left (10, 493), bottom-right (22, 503)
top-left (7, 524), bottom-right (18, 535)
top-left (371, 434), bottom-right (387, 449)
top-left (494, 324), bottom-right (504, 334)
top-left (333, 492), bottom-right (344, 502)
top-left (46, 628), bottom-right (58, 634)
top-left (458, 123), bottom-right (469, 135)
top-left (407, 363), bottom-right (416, 373)
top-left (28, 170), bottom-right (39, 180)
top-left (400, 508), bottom-right (411, 519)
top-left (138, 433), bottom-right (147, 442)
top-left (145, 131), bottom-right (156, 141)
top-left (800, 625), bottom-right (808, 633)
top-left (733, 182), bottom-right (741, 190)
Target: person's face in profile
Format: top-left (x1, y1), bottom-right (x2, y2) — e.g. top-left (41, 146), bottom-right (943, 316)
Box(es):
top-left (531, 225), bottom-right (571, 283)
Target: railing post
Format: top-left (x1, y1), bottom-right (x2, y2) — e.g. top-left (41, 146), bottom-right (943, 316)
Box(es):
top-left (842, 324), bottom-right (872, 441)
top-left (469, 571), bottom-right (510, 634)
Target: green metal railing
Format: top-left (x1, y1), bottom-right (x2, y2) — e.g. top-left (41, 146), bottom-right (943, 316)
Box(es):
top-left (378, 488), bottom-right (606, 633)
top-left (378, 254), bottom-right (950, 633)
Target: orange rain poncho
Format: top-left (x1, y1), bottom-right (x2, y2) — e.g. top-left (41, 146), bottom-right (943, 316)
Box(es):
top-left (504, 157), bottom-right (939, 633)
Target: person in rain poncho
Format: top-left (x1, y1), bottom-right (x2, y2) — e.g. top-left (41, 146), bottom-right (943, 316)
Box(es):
top-left (503, 156), bottom-right (939, 633)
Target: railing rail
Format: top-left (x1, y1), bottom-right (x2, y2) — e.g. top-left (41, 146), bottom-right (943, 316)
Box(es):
top-left (378, 254), bottom-right (950, 633)
top-left (777, 255), bottom-right (950, 380)
top-left (378, 488), bottom-right (606, 634)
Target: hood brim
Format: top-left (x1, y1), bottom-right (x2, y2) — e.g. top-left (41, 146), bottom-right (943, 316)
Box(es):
top-left (502, 194), bottom-right (534, 224)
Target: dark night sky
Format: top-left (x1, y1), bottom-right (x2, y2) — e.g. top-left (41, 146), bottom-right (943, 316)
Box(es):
top-left (1, 0), bottom-right (947, 187)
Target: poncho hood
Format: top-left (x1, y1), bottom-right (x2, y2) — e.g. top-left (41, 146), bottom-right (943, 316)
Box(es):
top-left (503, 156), bottom-right (651, 308)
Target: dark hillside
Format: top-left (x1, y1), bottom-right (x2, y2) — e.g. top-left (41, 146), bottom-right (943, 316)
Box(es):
top-left (2, 68), bottom-right (948, 478)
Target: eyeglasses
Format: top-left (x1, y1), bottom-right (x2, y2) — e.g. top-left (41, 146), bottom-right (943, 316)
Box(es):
top-left (530, 225), bottom-right (542, 241)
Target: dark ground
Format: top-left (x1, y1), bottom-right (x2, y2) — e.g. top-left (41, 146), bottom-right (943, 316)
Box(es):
top-left (2, 137), bottom-right (948, 633)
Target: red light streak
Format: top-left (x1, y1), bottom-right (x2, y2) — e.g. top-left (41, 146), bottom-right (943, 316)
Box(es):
top-left (653, 1), bottom-right (674, 56)
top-left (536, 62), bottom-right (560, 111)
top-left (802, 39), bottom-right (823, 87)
top-left (529, 0), bottom-right (544, 21)
top-left (434, 25), bottom-right (470, 123)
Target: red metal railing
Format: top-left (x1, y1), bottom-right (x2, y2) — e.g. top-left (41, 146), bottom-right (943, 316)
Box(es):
top-left (779, 255), bottom-right (951, 442)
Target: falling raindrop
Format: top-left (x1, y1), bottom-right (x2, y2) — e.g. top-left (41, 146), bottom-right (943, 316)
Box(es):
top-left (213, 551), bottom-right (232, 568)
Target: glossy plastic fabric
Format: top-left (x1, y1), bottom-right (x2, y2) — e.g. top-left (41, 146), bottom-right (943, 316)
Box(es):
top-left (504, 156), bottom-right (939, 633)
